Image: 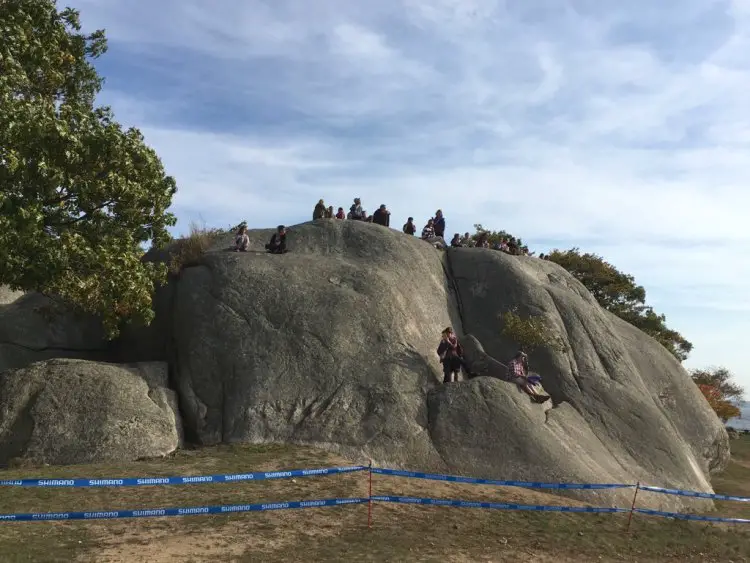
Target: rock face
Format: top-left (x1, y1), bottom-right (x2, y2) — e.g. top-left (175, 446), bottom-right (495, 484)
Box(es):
top-left (0, 292), bottom-right (108, 373)
top-left (0, 359), bottom-right (182, 466)
top-left (0, 219), bottom-right (729, 511)
top-left (117, 219), bottom-right (723, 510)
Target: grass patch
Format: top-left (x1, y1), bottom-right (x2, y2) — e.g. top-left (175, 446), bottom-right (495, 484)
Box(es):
top-left (168, 221), bottom-right (227, 274)
top-left (0, 440), bottom-right (748, 562)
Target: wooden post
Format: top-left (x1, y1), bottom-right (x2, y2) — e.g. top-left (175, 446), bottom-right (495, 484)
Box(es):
top-left (626, 482), bottom-right (641, 534)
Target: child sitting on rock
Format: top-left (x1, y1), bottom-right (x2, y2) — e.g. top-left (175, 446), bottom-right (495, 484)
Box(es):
top-left (234, 225), bottom-right (249, 252)
top-left (335, 207), bottom-right (346, 219)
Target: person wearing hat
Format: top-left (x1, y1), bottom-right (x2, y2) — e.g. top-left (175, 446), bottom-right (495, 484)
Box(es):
top-left (437, 327), bottom-right (464, 383)
top-left (265, 225), bottom-right (288, 254)
top-left (372, 204), bottom-right (390, 227)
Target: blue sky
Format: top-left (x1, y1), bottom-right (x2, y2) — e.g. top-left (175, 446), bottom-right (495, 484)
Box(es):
top-left (67, 0), bottom-right (749, 391)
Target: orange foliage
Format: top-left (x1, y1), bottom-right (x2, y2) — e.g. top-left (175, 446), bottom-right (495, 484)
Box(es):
top-left (698, 384), bottom-right (741, 422)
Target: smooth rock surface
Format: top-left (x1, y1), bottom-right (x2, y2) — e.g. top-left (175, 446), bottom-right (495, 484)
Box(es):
top-left (0, 359), bottom-right (182, 466)
top-left (0, 293), bottom-right (108, 373)
top-left (137, 219), bottom-right (727, 509)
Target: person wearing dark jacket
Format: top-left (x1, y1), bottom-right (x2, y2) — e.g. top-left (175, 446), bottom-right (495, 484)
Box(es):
top-left (372, 204), bottom-right (390, 227)
top-left (433, 210), bottom-right (446, 238)
top-left (403, 217), bottom-right (416, 235)
top-left (266, 225), bottom-right (287, 254)
top-left (437, 326), bottom-right (464, 383)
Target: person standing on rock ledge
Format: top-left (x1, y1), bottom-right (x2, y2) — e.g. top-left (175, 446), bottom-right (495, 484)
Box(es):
top-left (265, 225), bottom-right (288, 254)
top-left (437, 327), bottom-right (464, 383)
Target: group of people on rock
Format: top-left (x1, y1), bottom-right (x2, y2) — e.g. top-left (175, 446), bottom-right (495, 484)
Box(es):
top-left (234, 222), bottom-right (287, 254)
top-left (236, 196), bottom-right (541, 259)
top-left (437, 327), bottom-right (551, 403)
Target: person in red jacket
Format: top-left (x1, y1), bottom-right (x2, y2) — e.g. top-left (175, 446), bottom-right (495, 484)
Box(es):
top-left (437, 327), bottom-right (464, 383)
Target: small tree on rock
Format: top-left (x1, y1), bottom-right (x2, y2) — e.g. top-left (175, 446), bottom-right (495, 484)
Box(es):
top-left (500, 308), bottom-right (567, 357)
top-left (0, 1), bottom-right (177, 337)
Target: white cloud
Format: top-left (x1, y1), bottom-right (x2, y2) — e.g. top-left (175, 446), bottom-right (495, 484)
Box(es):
top-left (67, 0), bottom-right (750, 390)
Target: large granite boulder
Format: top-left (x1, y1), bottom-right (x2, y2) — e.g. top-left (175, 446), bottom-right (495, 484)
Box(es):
top-left (0, 359), bottom-right (182, 466)
top-left (121, 219), bottom-right (726, 510)
top-left (0, 292), bottom-right (108, 373)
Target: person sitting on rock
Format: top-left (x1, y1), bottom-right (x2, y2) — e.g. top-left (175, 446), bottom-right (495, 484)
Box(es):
top-left (507, 351), bottom-right (550, 403)
top-left (433, 210), bottom-right (446, 238)
top-left (421, 220), bottom-right (446, 249)
top-left (265, 225), bottom-right (287, 254)
top-left (450, 234), bottom-right (462, 247)
top-left (313, 199), bottom-right (326, 220)
top-left (234, 225), bottom-right (250, 252)
top-left (403, 217), bottom-right (416, 235)
top-left (349, 198), bottom-right (365, 220)
top-left (476, 233), bottom-right (490, 248)
top-left (335, 207), bottom-right (346, 219)
top-left (437, 327), bottom-right (464, 383)
top-left (460, 232), bottom-right (475, 247)
top-left (325, 205), bottom-right (334, 218)
top-left (372, 204), bottom-right (391, 227)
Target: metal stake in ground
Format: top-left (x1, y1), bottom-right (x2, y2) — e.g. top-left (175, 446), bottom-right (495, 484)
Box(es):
top-left (625, 482), bottom-right (641, 534)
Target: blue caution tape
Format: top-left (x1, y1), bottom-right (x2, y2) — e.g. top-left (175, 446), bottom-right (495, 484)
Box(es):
top-left (372, 468), bottom-right (633, 490)
top-left (0, 497), bottom-right (367, 522)
top-left (639, 486), bottom-right (750, 503)
top-left (372, 495), bottom-right (628, 513)
top-left (634, 508), bottom-right (750, 524)
top-left (0, 465), bottom-right (366, 488)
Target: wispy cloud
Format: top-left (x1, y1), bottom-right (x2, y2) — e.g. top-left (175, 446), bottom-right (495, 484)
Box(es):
top-left (67, 0), bottom-right (750, 387)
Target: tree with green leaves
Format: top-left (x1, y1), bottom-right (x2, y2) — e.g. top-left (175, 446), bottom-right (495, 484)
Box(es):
top-left (500, 309), bottom-right (567, 357)
top-left (473, 224), bottom-right (525, 248)
top-left (691, 367), bottom-right (744, 422)
top-left (545, 248), bottom-right (692, 361)
top-left (0, 1), bottom-right (177, 337)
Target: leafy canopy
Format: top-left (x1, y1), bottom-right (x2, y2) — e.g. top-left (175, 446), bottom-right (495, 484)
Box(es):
top-left (500, 309), bottom-right (567, 356)
top-left (0, 1), bottom-right (177, 337)
top-left (691, 367), bottom-right (744, 422)
top-left (473, 224), bottom-right (525, 248)
top-left (545, 248), bottom-right (693, 361)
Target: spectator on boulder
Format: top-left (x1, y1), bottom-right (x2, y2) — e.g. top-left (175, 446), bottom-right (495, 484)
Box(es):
top-left (461, 232), bottom-right (475, 247)
top-left (266, 225), bottom-right (288, 254)
top-left (507, 351), bottom-right (550, 403)
top-left (421, 219), bottom-right (446, 249)
top-left (450, 234), bottom-right (462, 247)
top-left (326, 206), bottom-right (334, 218)
top-left (403, 217), bottom-right (416, 235)
top-left (372, 204), bottom-right (391, 227)
top-left (335, 207), bottom-right (346, 219)
top-left (234, 225), bottom-right (249, 252)
top-left (433, 210), bottom-right (446, 238)
top-left (437, 327), bottom-right (464, 383)
top-left (313, 199), bottom-right (327, 220)
top-left (476, 233), bottom-right (490, 248)
top-left (539, 253), bottom-right (546, 259)
top-left (348, 198), bottom-right (365, 220)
